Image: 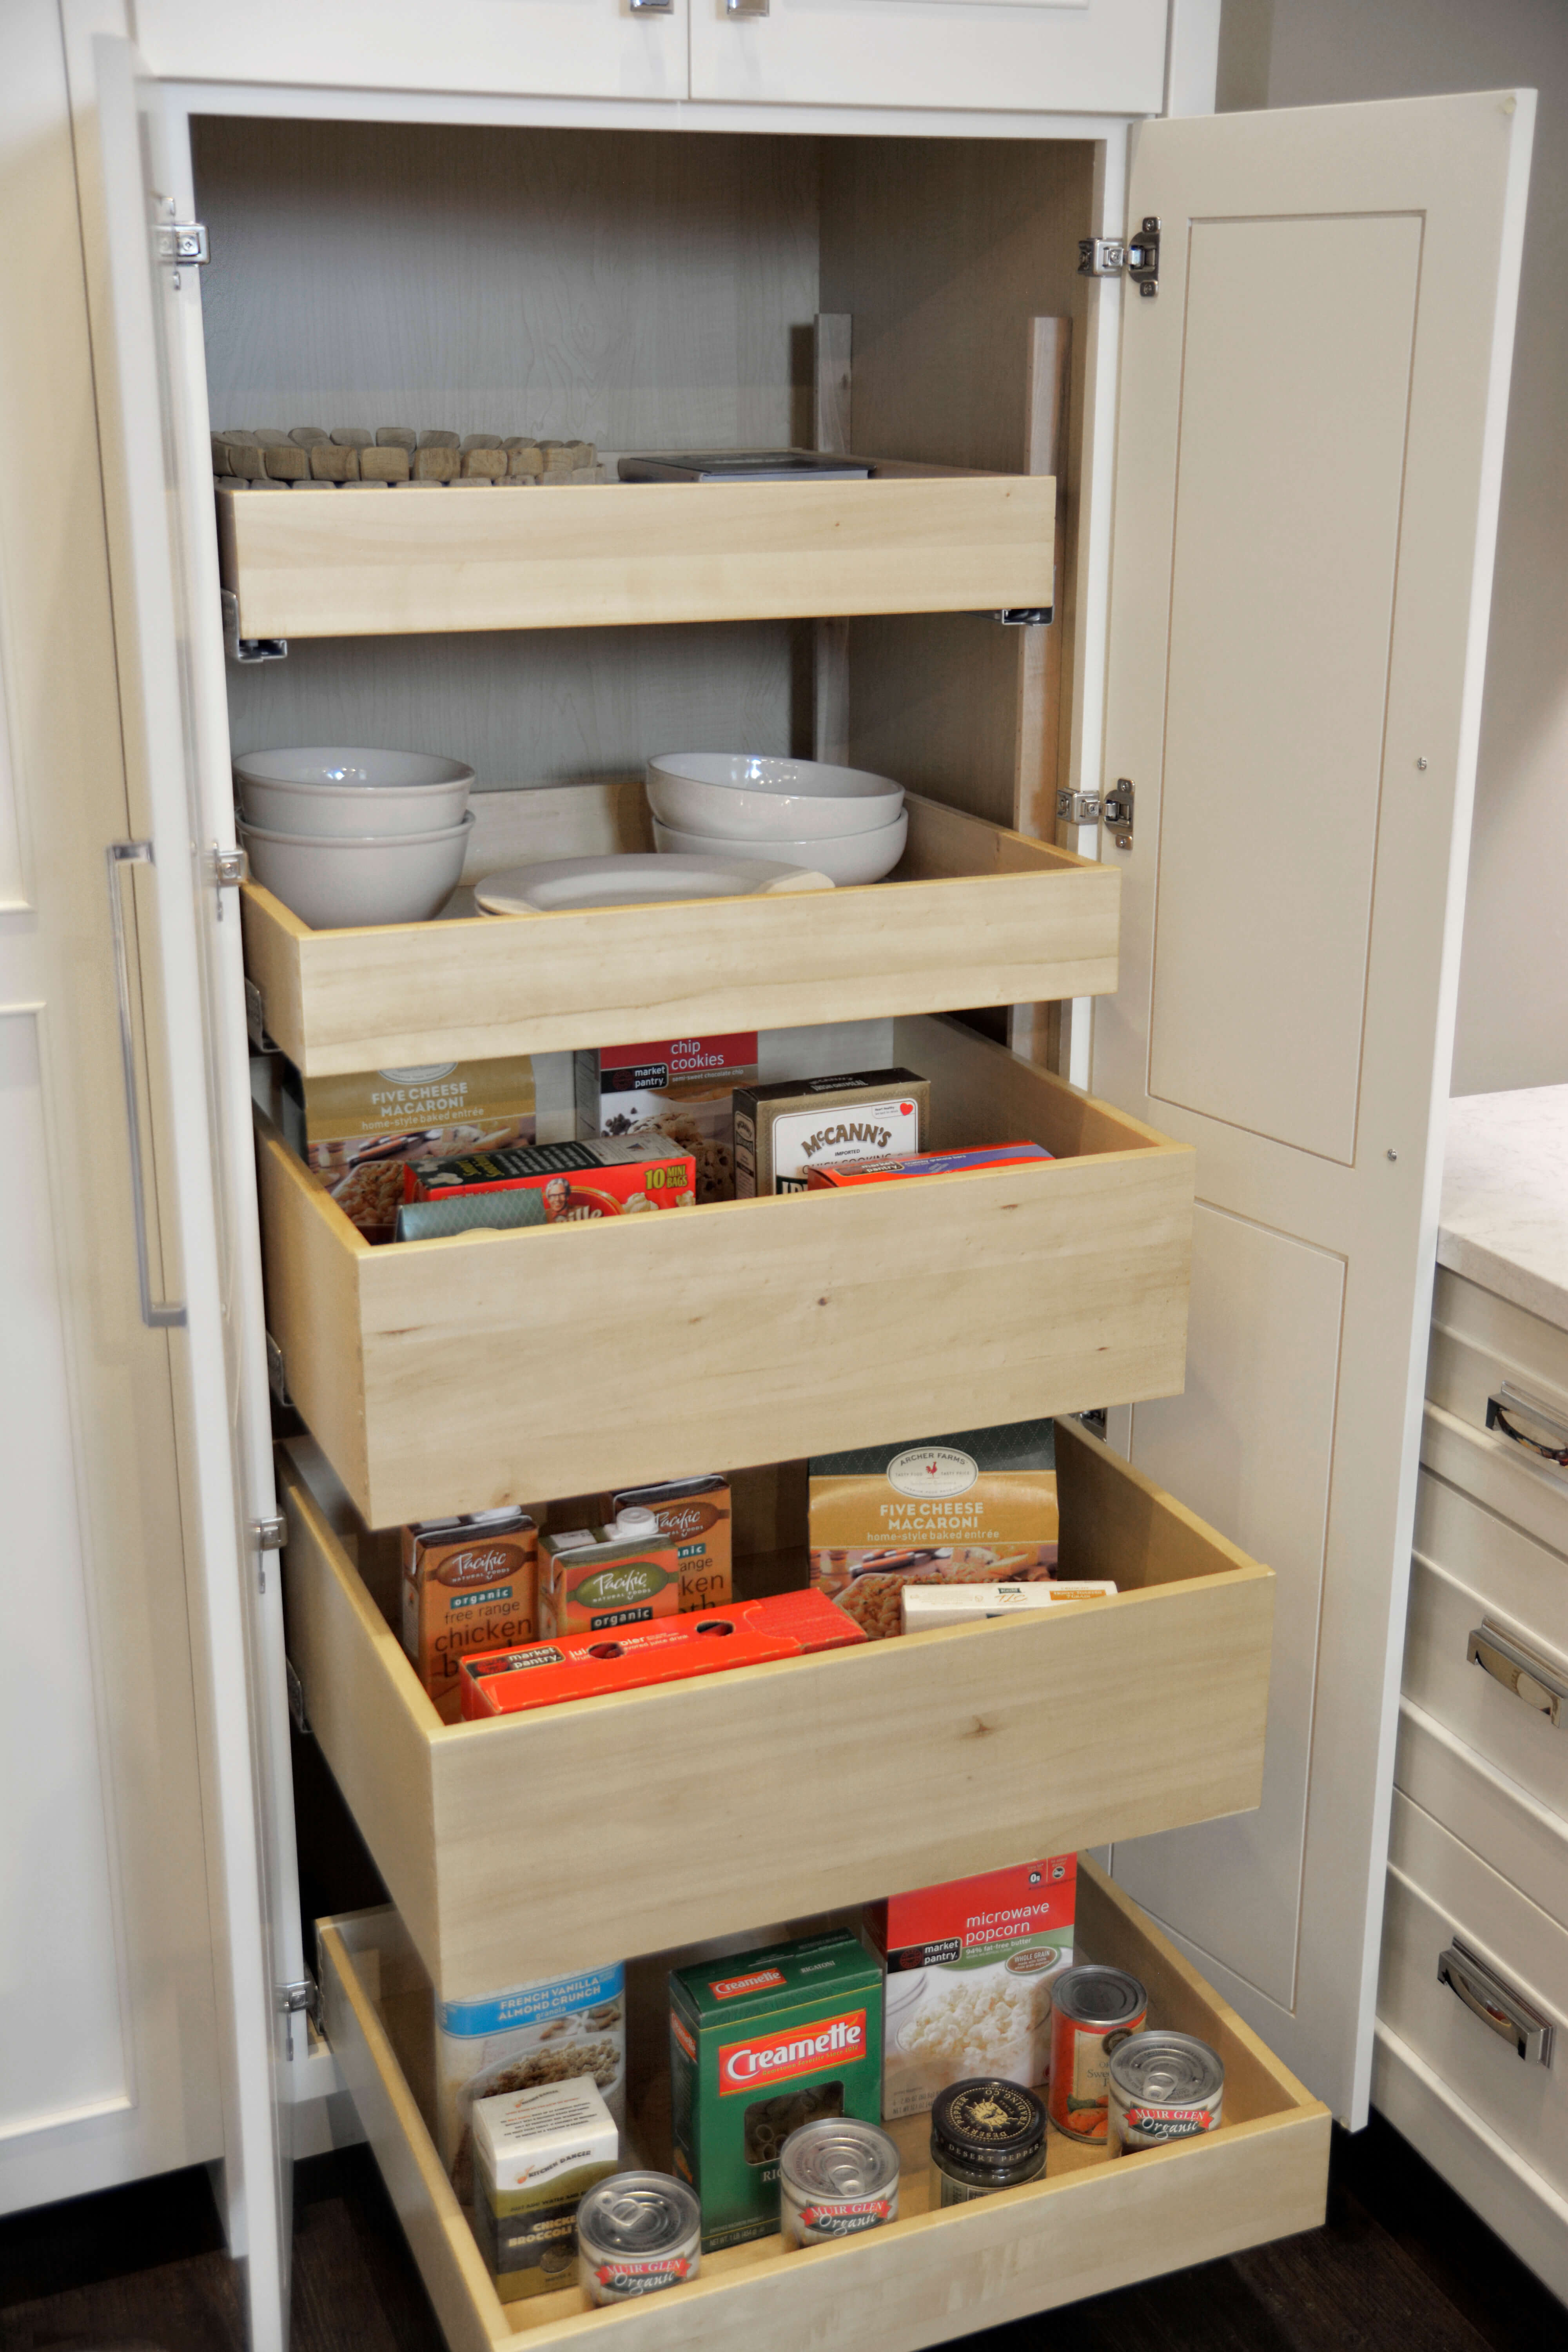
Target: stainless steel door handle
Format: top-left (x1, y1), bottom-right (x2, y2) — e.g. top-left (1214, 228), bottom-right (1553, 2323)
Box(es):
top-left (106, 842), bottom-right (187, 1331)
top-left (1468, 1619), bottom-right (1567, 1728)
top-left (1486, 1382), bottom-right (1568, 1472)
top-left (726, 0), bottom-right (770, 16)
top-left (1437, 1938), bottom-right (1554, 2065)
top-left (629, 0), bottom-right (674, 13)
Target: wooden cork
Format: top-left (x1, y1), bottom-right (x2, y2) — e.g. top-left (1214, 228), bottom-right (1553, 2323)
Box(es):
top-left (331, 426), bottom-right (374, 447)
top-left (290, 426), bottom-right (329, 445)
top-left (412, 445), bottom-right (460, 481)
top-left (417, 430), bottom-right (460, 449)
top-left (223, 440), bottom-right (269, 479)
top-left (311, 443), bottom-right (359, 480)
top-left (253, 428), bottom-right (291, 446)
top-left (461, 433), bottom-right (503, 451)
top-left (359, 446), bottom-right (411, 482)
top-left (211, 435), bottom-right (234, 474)
top-left (289, 480), bottom-right (337, 490)
top-left (506, 442), bottom-right (544, 477)
top-left (463, 447), bottom-right (508, 479)
top-left (263, 444), bottom-right (310, 480)
top-left (376, 426), bottom-right (417, 449)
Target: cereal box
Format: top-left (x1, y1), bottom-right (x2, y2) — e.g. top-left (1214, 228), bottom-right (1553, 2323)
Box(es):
top-left (670, 1931), bottom-right (884, 2251)
top-left (400, 1507), bottom-right (538, 1723)
top-left (732, 1069), bottom-right (929, 1196)
top-left (809, 1419), bottom-right (1058, 1639)
top-left (610, 1475), bottom-right (732, 1610)
top-left (471, 2077), bottom-right (619, 2301)
top-left (405, 1135), bottom-right (695, 1222)
top-left (867, 1857), bottom-right (1076, 2119)
top-left (575, 1034), bottom-right (757, 1203)
top-left (438, 1966), bottom-right (626, 2203)
top-left (804, 1142), bottom-right (1052, 1188)
top-left (539, 1519), bottom-right (684, 1637)
top-left (278, 1053), bottom-right (536, 1243)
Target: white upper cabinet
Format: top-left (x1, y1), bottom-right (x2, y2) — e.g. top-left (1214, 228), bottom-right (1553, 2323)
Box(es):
top-left (689, 0), bottom-right (1168, 114)
top-left (129, 0), bottom-right (691, 105)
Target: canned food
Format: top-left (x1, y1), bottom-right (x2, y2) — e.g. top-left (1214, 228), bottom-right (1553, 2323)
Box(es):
top-left (1109, 2032), bottom-right (1224, 2154)
top-left (779, 2116), bottom-right (901, 2246)
top-left (1047, 1965), bottom-right (1149, 2142)
top-left (928, 2077), bottom-right (1047, 2206)
top-left (576, 2172), bottom-right (701, 2304)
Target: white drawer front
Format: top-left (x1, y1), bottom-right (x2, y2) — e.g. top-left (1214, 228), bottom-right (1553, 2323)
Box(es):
top-left (1395, 1701), bottom-right (1568, 1937)
top-left (1423, 1404), bottom-right (1568, 1566)
top-left (1382, 1792), bottom-right (1567, 2197)
top-left (1428, 1272), bottom-right (1568, 1507)
top-left (1404, 1551), bottom-right (1568, 1823)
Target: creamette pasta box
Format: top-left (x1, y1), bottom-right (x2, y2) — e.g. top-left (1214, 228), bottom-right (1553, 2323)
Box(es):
top-left (867, 1856), bottom-right (1076, 2120)
top-left (670, 1931), bottom-right (884, 2251)
top-left (278, 1052), bottom-right (536, 1242)
top-left (732, 1068), bottom-right (929, 1196)
top-left (576, 1033), bottom-right (757, 1202)
top-left (809, 1417), bottom-right (1058, 1639)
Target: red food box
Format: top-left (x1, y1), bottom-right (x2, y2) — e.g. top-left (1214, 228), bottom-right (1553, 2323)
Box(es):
top-left (803, 1142), bottom-right (1053, 1189)
top-left (459, 1588), bottom-right (863, 1718)
top-left (405, 1134), bottom-right (696, 1221)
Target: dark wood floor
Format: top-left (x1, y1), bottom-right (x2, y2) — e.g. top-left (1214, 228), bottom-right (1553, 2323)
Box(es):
top-left (0, 2112), bottom-right (1560, 2352)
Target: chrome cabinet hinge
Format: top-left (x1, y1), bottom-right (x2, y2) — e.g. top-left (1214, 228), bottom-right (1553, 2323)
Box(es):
top-left (156, 220), bottom-right (209, 267)
top-left (1079, 217), bottom-right (1160, 297)
top-left (213, 846), bottom-right (248, 888)
top-left (278, 1974), bottom-right (322, 2037)
top-left (1057, 789), bottom-right (1101, 826)
top-left (1102, 780), bottom-right (1135, 849)
top-left (253, 1514), bottom-right (287, 1551)
top-left (221, 590), bottom-right (287, 666)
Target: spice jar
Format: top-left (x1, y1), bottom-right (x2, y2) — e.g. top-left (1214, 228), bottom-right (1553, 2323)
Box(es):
top-left (928, 2078), bottom-right (1047, 2206)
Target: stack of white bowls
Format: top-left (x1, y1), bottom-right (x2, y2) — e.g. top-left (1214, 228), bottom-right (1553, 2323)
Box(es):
top-left (645, 754), bottom-right (907, 886)
top-left (236, 748), bottom-right (475, 929)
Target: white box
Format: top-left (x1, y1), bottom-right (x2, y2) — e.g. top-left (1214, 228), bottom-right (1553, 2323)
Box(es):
top-left (900, 1580), bottom-right (1117, 1633)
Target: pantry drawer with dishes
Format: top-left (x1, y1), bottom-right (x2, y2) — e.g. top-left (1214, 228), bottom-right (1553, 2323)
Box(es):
top-left (257, 1014), bottom-right (1193, 1529)
top-left (278, 1417), bottom-right (1270, 2003)
top-left (316, 1864), bottom-right (1328, 2352)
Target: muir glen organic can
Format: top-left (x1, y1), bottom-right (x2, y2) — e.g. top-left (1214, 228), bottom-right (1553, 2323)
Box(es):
top-left (1047, 1965), bottom-right (1149, 2143)
top-left (1108, 2033), bottom-right (1225, 2155)
top-left (779, 2117), bottom-right (900, 2246)
top-left (576, 2173), bottom-right (701, 2305)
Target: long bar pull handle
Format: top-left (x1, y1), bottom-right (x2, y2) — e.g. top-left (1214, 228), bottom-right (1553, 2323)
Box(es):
top-left (1437, 1939), bottom-right (1554, 2066)
top-left (1486, 1383), bottom-right (1568, 1472)
top-left (1468, 1620), bottom-right (1567, 1729)
top-left (726, 0), bottom-right (770, 17)
top-left (106, 842), bottom-right (187, 1331)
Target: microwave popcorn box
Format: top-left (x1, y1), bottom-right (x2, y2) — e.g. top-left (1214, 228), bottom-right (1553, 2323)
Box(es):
top-left (407, 1134), bottom-right (696, 1221)
top-left (437, 1966), bottom-right (627, 2204)
top-left (901, 1580), bottom-right (1117, 1633)
top-left (804, 1142), bottom-right (1053, 1189)
top-left (669, 1931), bottom-right (884, 2252)
top-left (809, 1418), bottom-right (1058, 1641)
top-left (459, 1588), bottom-right (864, 1718)
top-left (867, 1857), bottom-right (1076, 2121)
top-left (732, 1069), bottom-right (929, 1197)
top-left (540, 1524), bottom-right (685, 1637)
top-left (400, 1508), bottom-right (538, 1724)
top-left (612, 1475), bottom-right (732, 1610)
top-left (278, 1052), bottom-right (536, 1243)
top-left (472, 2077), bottom-right (619, 2302)
top-left (575, 1034), bottom-right (758, 1203)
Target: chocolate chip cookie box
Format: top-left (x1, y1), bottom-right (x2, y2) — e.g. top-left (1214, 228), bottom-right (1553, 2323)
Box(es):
top-left (575, 1034), bottom-right (757, 1203)
top-left (278, 1051), bottom-right (536, 1243)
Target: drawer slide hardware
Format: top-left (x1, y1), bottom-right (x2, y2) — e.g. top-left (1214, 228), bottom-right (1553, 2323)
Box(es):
top-left (277, 1973), bottom-right (322, 2038)
top-left (245, 978), bottom-right (279, 1056)
top-left (1486, 1382), bottom-right (1568, 1473)
top-left (266, 1330), bottom-right (292, 1408)
top-left (1468, 1619), bottom-right (1567, 1729)
top-left (1438, 1938), bottom-right (1554, 2066)
top-left (221, 589), bottom-right (287, 667)
top-left (1079, 218), bottom-right (1160, 297)
top-left (286, 1659), bottom-right (310, 1736)
top-left (993, 607), bottom-right (1053, 627)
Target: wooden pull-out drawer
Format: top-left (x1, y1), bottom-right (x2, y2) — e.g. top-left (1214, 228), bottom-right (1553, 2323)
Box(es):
top-left (279, 1419), bottom-right (1271, 2003)
top-left (317, 1864), bottom-right (1328, 2352)
top-left (258, 1014), bottom-right (1193, 1530)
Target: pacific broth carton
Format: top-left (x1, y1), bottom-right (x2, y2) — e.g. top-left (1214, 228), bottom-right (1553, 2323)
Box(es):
top-left (670, 1930), bottom-right (884, 2251)
top-left (610, 1475), bottom-right (732, 1611)
top-left (401, 1507), bottom-right (538, 1723)
top-left (540, 1509), bottom-right (684, 1637)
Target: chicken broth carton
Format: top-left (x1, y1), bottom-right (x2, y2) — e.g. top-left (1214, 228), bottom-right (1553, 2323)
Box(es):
top-left (401, 1507), bottom-right (539, 1723)
top-left (809, 1418), bottom-right (1058, 1640)
top-left (868, 1857), bottom-right (1076, 2120)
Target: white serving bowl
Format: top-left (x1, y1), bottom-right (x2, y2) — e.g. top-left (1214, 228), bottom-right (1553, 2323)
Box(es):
top-left (646, 753), bottom-right (904, 843)
top-left (653, 809), bottom-right (907, 886)
top-left (234, 746), bottom-right (473, 838)
top-left (239, 811), bottom-right (475, 929)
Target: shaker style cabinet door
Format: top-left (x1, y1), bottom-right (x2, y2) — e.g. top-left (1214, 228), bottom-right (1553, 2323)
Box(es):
top-left (1091, 91), bottom-right (1534, 2126)
top-left (689, 0), bottom-right (1167, 114)
top-left (127, 0), bottom-right (690, 104)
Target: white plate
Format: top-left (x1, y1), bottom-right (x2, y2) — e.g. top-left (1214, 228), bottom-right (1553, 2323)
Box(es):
top-left (475, 851), bottom-right (834, 915)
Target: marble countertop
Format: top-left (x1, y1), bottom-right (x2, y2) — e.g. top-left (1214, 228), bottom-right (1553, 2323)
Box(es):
top-left (1440, 1085), bottom-right (1568, 1331)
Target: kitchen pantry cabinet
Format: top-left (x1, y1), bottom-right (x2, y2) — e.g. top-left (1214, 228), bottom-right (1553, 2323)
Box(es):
top-left (60, 5), bottom-right (1532, 2344)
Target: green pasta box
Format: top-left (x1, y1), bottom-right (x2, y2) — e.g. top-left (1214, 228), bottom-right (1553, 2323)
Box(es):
top-left (669, 1931), bottom-right (884, 2252)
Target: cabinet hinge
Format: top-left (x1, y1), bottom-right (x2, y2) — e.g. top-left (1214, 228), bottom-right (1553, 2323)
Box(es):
top-left (1056, 789), bottom-right (1101, 826)
top-left (278, 1974), bottom-right (322, 2037)
top-left (1102, 780), bottom-right (1135, 849)
top-left (253, 1514), bottom-right (287, 1552)
top-left (221, 590), bottom-right (287, 666)
top-left (1078, 217), bottom-right (1160, 298)
top-left (267, 1330), bottom-right (292, 1407)
top-left (245, 977), bottom-right (280, 1056)
top-left (156, 220), bottom-right (209, 267)
top-left (212, 846), bottom-right (248, 889)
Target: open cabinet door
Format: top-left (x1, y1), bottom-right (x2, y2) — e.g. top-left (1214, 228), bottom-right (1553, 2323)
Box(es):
top-left (1094, 91), bottom-right (1533, 2125)
top-left (80, 34), bottom-right (301, 2345)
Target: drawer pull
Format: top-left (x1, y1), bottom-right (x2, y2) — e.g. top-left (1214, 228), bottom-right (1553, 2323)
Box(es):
top-left (1468, 1620), bottom-right (1567, 1728)
top-left (1486, 1383), bottom-right (1568, 1472)
top-left (1437, 1939), bottom-right (1554, 2066)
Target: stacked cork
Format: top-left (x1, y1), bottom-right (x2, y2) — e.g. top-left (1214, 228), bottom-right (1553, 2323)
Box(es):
top-left (212, 425), bottom-right (604, 488)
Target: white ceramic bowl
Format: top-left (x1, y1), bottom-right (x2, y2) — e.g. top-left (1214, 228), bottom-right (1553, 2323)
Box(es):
top-left (646, 753), bottom-right (904, 842)
top-left (234, 746), bottom-right (473, 838)
top-left (239, 811), bottom-right (475, 929)
top-left (653, 809), bottom-right (907, 886)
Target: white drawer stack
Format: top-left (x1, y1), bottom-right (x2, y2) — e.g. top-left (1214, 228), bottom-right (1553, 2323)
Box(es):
top-left (1375, 1102), bottom-right (1568, 2308)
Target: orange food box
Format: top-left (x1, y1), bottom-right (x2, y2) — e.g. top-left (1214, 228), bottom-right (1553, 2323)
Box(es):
top-left (804, 1143), bottom-right (1052, 1189)
top-left (459, 1589), bottom-right (863, 1718)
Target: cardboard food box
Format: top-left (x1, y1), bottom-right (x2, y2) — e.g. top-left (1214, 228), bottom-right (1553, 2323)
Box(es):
top-left (438, 1966), bottom-right (626, 2200)
top-left (471, 2077), bottom-right (619, 2301)
top-left (670, 1931), bottom-right (884, 2251)
top-left (867, 1856), bottom-right (1076, 2120)
top-left (540, 1520), bottom-right (685, 1637)
top-left (804, 1142), bottom-right (1052, 1188)
top-left (575, 1034), bottom-right (758, 1203)
top-left (809, 1418), bottom-right (1058, 1640)
top-left (401, 1507), bottom-right (538, 1723)
top-left (279, 1052), bottom-right (536, 1243)
top-left (732, 1069), bottom-right (929, 1197)
top-left (459, 1588), bottom-right (863, 1719)
top-left (611, 1474), bottom-right (732, 1610)
top-left (901, 1581), bottom-right (1116, 1633)
top-left (405, 1135), bottom-right (696, 1223)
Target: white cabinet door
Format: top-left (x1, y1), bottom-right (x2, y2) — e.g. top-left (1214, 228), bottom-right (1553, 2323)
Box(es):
top-left (1093, 91), bottom-right (1534, 2125)
top-left (129, 0), bottom-right (690, 105)
top-left (690, 0), bottom-right (1166, 114)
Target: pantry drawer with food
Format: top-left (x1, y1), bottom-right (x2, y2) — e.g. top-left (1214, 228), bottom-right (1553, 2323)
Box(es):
top-left (315, 1861), bottom-right (1328, 2352)
top-left (257, 1013), bottom-right (1193, 1530)
top-left (278, 1415), bottom-right (1270, 2004)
